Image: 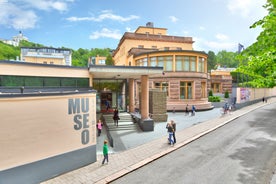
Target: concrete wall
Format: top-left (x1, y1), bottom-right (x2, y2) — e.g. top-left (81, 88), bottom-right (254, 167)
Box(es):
top-left (0, 92), bottom-right (96, 184)
top-left (233, 87), bottom-right (276, 103)
top-left (0, 60), bottom-right (89, 78)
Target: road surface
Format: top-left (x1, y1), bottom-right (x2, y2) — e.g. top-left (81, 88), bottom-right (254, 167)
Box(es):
top-left (111, 103), bottom-right (276, 184)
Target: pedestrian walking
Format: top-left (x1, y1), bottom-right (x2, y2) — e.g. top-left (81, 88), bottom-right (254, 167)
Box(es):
top-left (102, 140), bottom-right (109, 165)
top-left (191, 105), bottom-right (196, 116)
top-left (97, 119), bottom-right (103, 136)
top-left (171, 120), bottom-right (176, 144)
top-left (166, 121), bottom-right (174, 146)
top-left (113, 107), bottom-right (120, 127)
top-left (185, 104), bottom-right (189, 116)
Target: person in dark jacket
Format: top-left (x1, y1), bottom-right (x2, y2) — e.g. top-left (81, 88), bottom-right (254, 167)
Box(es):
top-left (166, 121), bottom-right (174, 146)
top-left (113, 107), bottom-right (119, 127)
top-left (171, 120), bottom-right (176, 144)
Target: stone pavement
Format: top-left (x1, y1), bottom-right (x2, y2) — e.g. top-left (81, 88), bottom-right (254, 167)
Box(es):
top-left (41, 98), bottom-right (275, 184)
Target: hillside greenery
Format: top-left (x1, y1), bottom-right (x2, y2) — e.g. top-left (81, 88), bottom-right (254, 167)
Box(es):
top-left (0, 40), bottom-right (114, 67)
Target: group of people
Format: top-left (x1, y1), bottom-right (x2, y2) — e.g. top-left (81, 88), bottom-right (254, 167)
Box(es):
top-left (97, 107), bottom-right (120, 137)
top-left (166, 120), bottom-right (176, 146)
top-left (185, 104), bottom-right (196, 116)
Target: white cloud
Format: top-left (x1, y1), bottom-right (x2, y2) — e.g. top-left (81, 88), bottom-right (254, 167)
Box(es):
top-left (227, 0), bottom-right (267, 18)
top-left (0, 1), bottom-right (38, 29)
top-left (169, 16), bottom-right (178, 23)
top-left (126, 27), bottom-right (135, 32)
top-left (89, 28), bottom-right (122, 40)
top-left (67, 10), bottom-right (140, 22)
top-left (199, 26), bottom-right (205, 31)
top-left (16, 0), bottom-right (70, 12)
top-left (193, 36), bottom-right (237, 52)
top-left (215, 33), bottom-right (229, 41)
top-left (0, 0), bottom-right (72, 29)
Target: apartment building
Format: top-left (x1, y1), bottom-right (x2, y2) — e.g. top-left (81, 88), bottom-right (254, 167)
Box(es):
top-left (21, 47), bottom-right (72, 66)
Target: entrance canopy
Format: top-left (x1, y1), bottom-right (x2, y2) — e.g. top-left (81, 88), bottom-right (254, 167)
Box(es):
top-left (89, 65), bottom-right (163, 79)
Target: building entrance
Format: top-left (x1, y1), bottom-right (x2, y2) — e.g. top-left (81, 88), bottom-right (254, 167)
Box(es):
top-left (93, 79), bottom-right (127, 113)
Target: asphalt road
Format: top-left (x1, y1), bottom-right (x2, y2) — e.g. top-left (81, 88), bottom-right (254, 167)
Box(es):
top-left (111, 103), bottom-right (276, 184)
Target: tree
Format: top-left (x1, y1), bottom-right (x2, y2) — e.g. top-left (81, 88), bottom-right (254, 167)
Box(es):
top-left (216, 50), bottom-right (239, 68)
top-left (235, 0), bottom-right (276, 88)
top-left (105, 54), bottom-right (114, 65)
top-left (207, 51), bottom-right (217, 71)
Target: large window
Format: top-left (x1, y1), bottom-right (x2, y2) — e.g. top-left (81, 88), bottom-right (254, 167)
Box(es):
top-left (157, 56), bottom-right (173, 71)
top-left (211, 83), bottom-right (221, 93)
top-left (190, 57), bottom-right (196, 71)
top-left (0, 75), bottom-right (89, 88)
top-left (155, 82), bottom-right (169, 96)
top-left (136, 58), bottom-right (148, 66)
top-left (150, 57), bottom-right (157, 66)
top-left (175, 56), bottom-right (184, 71)
top-left (198, 57), bottom-right (205, 72)
top-left (180, 81), bottom-right (192, 99)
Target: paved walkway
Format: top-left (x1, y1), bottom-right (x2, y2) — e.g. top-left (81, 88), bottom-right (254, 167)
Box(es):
top-left (42, 98), bottom-right (275, 184)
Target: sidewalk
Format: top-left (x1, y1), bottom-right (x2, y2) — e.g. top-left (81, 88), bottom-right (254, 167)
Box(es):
top-left (42, 98), bottom-right (275, 184)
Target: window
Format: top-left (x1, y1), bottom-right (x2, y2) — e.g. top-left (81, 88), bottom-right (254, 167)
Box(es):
top-left (152, 46), bottom-right (157, 49)
top-left (142, 58), bottom-right (148, 66)
top-left (198, 57), bottom-right (205, 72)
top-left (165, 56), bottom-right (173, 71)
top-left (157, 56), bottom-right (173, 71)
top-left (180, 81), bottom-right (192, 99)
top-left (98, 59), bottom-right (106, 65)
top-left (136, 58), bottom-right (148, 66)
top-left (211, 83), bottom-right (220, 93)
top-left (184, 56), bottom-right (190, 71)
top-left (190, 57), bottom-right (196, 71)
top-left (157, 56), bottom-right (163, 67)
top-left (175, 56), bottom-right (184, 71)
top-left (155, 82), bottom-right (169, 96)
top-left (150, 57), bottom-right (157, 66)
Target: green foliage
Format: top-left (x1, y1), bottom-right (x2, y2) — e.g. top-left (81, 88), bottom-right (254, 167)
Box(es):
top-left (0, 40), bottom-right (113, 68)
top-left (106, 54), bottom-right (114, 65)
top-left (224, 90), bottom-right (229, 98)
top-left (72, 48), bottom-right (113, 67)
top-left (19, 40), bottom-right (44, 47)
top-left (235, 0), bottom-right (276, 88)
top-left (208, 96), bottom-right (221, 102)
top-left (208, 90), bottom-right (213, 96)
top-left (0, 41), bottom-right (20, 60)
top-left (207, 51), bottom-right (217, 71)
top-left (216, 50), bottom-right (239, 68)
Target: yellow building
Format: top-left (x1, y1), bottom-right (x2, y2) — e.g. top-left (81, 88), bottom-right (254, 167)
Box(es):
top-left (210, 66), bottom-right (235, 94)
top-left (112, 22), bottom-right (212, 111)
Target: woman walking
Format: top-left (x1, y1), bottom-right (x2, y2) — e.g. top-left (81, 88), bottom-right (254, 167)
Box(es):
top-left (113, 107), bottom-right (120, 127)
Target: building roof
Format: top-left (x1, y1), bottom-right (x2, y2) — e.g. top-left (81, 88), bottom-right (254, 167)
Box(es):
top-left (113, 32), bottom-right (194, 56)
top-left (89, 65), bottom-right (163, 79)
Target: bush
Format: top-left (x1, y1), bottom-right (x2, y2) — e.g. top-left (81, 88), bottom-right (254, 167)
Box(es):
top-left (224, 90), bottom-right (229, 98)
top-left (208, 96), bottom-right (221, 102)
top-left (208, 90), bottom-right (213, 96)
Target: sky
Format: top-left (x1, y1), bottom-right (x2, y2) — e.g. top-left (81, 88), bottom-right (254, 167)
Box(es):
top-left (0, 0), bottom-right (268, 53)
